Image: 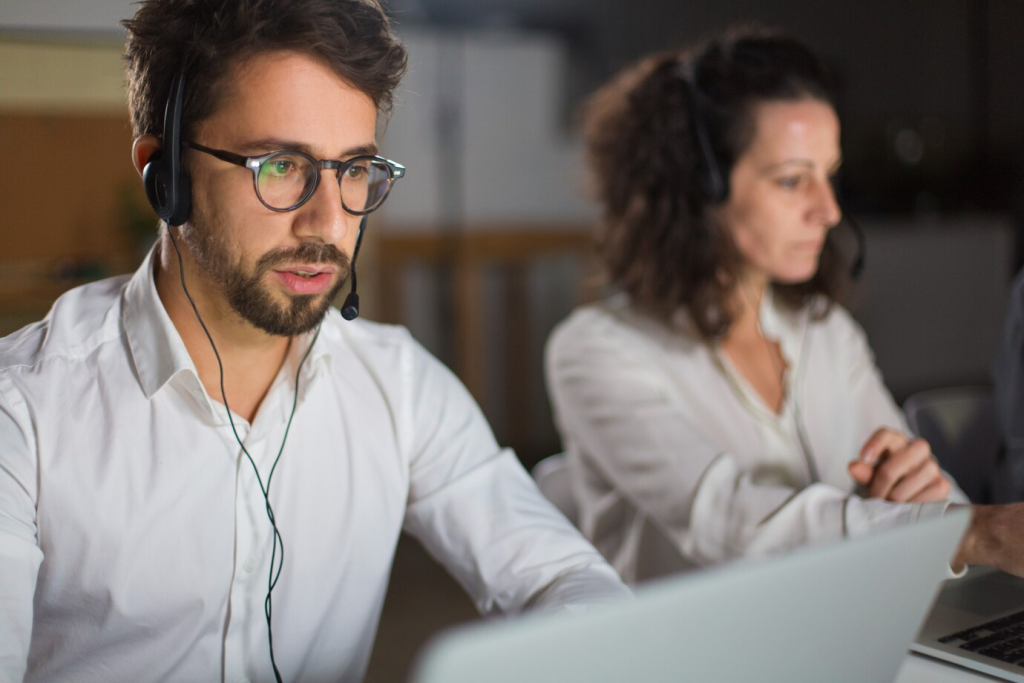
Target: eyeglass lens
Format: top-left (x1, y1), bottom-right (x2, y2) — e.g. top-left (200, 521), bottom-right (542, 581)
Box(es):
top-left (256, 154), bottom-right (393, 212)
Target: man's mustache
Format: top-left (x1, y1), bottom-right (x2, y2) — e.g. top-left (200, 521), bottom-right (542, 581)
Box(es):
top-left (254, 242), bottom-right (351, 277)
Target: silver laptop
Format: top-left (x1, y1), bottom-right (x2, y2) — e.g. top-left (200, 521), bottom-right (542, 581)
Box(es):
top-left (413, 510), bottom-right (969, 683)
top-left (914, 566), bottom-right (1024, 681)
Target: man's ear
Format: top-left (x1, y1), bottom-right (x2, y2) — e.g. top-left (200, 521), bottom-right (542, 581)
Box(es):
top-left (132, 135), bottom-right (162, 178)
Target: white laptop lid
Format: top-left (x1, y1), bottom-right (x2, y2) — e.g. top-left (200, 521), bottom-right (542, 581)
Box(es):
top-left (412, 510), bottom-right (969, 683)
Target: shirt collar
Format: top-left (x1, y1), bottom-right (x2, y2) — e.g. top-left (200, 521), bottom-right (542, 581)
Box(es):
top-left (123, 245), bottom-right (335, 402)
top-left (757, 285), bottom-right (809, 370)
top-left (288, 315), bottom-right (335, 386)
top-left (123, 246), bottom-right (199, 400)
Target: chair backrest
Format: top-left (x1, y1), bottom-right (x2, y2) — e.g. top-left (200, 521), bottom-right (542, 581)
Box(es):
top-left (903, 385), bottom-right (1000, 503)
top-left (531, 454), bottom-right (578, 523)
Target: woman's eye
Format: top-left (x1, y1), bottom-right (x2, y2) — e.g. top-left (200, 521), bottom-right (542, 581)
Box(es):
top-left (777, 175), bottom-right (802, 189)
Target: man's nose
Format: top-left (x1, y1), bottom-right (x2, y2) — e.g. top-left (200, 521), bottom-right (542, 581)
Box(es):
top-left (293, 169), bottom-right (350, 245)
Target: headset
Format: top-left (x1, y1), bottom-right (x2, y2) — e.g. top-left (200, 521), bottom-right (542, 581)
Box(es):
top-left (678, 66), bottom-right (729, 205)
top-left (676, 62), bottom-right (866, 279)
top-left (141, 53), bottom-right (369, 683)
top-left (143, 64), bottom-right (192, 227)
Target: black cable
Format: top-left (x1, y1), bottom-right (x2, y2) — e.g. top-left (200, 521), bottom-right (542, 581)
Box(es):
top-left (740, 281), bottom-right (821, 485)
top-left (167, 227), bottom-right (319, 683)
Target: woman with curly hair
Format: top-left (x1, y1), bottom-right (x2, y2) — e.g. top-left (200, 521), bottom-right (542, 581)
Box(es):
top-left (545, 28), bottom-right (968, 584)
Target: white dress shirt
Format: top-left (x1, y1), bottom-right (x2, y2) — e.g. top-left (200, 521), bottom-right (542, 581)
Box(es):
top-left (0, 248), bottom-right (629, 683)
top-left (545, 291), bottom-right (968, 584)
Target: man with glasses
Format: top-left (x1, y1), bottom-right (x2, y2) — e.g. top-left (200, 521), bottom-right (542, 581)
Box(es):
top-left (0, 1), bottom-right (628, 682)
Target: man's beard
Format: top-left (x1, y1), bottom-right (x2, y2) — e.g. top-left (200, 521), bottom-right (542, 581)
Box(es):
top-left (180, 217), bottom-right (350, 337)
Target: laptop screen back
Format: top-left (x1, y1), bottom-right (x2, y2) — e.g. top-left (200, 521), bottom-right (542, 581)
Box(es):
top-left (413, 510), bottom-right (969, 683)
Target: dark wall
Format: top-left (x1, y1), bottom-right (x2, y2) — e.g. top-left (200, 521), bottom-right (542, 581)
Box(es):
top-left (394, 0), bottom-right (1024, 220)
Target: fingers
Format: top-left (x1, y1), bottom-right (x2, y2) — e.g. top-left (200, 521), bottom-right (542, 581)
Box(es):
top-left (849, 427), bottom-right (909, 487)
top-left (905, 475), bottom-right (952, 504)
top-left (847, 460), bottom-right (874, 485)
top-left (867, 438), bottom-right (933, 500)
top-left (858, 427), bottom-right (908, 465)
top-left (887, 457), bottom-right (950, 503)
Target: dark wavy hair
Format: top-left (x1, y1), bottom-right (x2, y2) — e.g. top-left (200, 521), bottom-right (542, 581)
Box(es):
top-left (123, 0), bottom-right (408, 139)
top-left (583, 27), bottom-right (848, 340)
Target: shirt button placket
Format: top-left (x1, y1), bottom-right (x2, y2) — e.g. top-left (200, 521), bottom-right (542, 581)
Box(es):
top-left (225, 437), bottom-right (259, 683)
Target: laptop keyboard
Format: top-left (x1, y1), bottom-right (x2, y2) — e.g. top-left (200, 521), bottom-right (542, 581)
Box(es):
top-left (939, 610), bottom-right (1024, 665)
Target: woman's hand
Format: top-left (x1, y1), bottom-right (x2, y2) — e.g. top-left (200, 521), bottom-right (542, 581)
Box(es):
top-left (847, 428), bottom-right (952, 503)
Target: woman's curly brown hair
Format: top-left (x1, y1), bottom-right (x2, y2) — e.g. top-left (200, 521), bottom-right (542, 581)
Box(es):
top-left (583, 27), bottom-right (849, 340)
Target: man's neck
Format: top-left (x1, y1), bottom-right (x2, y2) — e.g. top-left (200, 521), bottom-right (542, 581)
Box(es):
top-left (154, 234), bottom-right (292, 423)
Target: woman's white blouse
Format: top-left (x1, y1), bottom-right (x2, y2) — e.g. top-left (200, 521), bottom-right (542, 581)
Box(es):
top-left (545, 291), bottom-right (968, 584)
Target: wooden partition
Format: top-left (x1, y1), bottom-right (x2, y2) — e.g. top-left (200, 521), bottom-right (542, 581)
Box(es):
top-left (0, 112), bottom-right (152, 321)
top-left (375, 227), bottom-right (600, 462)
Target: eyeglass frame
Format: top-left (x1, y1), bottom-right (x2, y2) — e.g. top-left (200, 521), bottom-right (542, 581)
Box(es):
top-left (181, 139), bottom-right (406, 215)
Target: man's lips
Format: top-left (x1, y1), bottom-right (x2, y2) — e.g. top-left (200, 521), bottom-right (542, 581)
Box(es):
top-left (274, 264), bottom-right (338, 276)
top-left (272, 266), bottom-right (338, 295)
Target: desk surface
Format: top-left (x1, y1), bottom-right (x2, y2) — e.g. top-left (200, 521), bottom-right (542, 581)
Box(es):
top-left (896, 652), bottom-right (1007, 682)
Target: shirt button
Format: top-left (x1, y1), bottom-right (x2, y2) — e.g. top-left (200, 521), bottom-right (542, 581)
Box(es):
top-left (243, 558), bottom-right (256, 573)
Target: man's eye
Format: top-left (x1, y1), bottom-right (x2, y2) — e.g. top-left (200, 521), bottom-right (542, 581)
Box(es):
top-left (346, 164), bottom-right (368, 179)
top-left (269, 160), bottom-right (294, 175)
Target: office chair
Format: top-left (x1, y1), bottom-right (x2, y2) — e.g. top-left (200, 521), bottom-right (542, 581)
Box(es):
top-left (903, 386), bottom-right (1000, 504)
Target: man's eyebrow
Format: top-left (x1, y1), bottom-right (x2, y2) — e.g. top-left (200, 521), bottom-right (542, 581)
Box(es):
top-left (238, 138), bottom-right (379, 158)
top-left (341, 142), bottom-right (380, 158)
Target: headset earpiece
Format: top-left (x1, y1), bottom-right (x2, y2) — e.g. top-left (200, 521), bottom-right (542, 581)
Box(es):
top-left (143, 64), bottom-right (192, 226)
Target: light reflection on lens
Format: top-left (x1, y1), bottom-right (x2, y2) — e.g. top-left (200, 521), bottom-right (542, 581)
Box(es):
top-left (257, 153), bottom-right (315, 209)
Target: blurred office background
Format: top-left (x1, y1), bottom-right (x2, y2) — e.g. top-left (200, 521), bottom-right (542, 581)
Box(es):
top-left (2, 0), bottom-right (1024, 679)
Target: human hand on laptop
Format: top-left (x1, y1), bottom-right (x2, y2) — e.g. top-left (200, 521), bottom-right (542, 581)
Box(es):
top-left (847, 428), bottom-right (952, 503)
top-left (952, 503), bottom-right (1024, 577)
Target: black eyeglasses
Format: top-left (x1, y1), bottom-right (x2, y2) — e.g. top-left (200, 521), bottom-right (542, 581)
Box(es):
top-left (182, 140), bottom-right (406, 215)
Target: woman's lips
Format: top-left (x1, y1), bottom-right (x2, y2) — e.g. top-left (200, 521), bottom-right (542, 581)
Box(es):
top-left (794, 239), bottom-right (824, 252)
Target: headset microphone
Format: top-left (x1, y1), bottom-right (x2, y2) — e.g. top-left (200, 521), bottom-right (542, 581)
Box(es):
top-left (844, 214), bottom-right (867, 279)
top-left (340, 215), bottom-right (367, 320)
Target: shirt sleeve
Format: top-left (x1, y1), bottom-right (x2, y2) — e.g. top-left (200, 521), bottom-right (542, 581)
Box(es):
top-left (834, 307), bottom-right (969, 505)
top-left (399, 341), bottom-right (630, 616)
top-left (545, 316), bottom-right (954, 568)
top-left (0, 380), bottom-right (43, 683)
